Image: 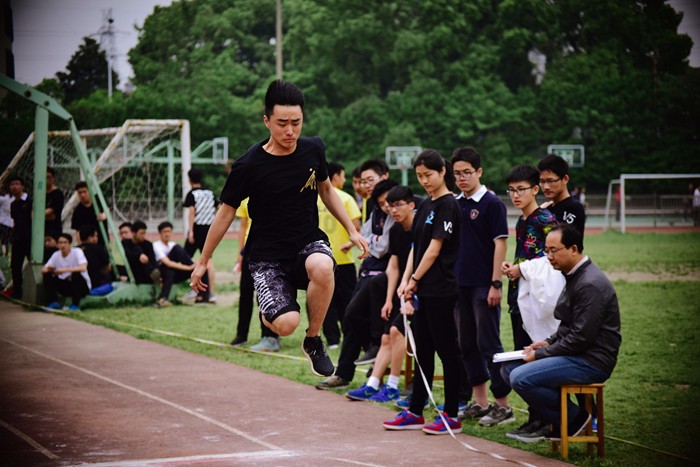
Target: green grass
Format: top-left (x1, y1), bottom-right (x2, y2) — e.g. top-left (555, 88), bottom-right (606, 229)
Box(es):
top-left (69, 231), bottom-right (700, 466)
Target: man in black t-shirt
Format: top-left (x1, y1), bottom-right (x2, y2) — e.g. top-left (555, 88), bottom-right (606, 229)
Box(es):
top-left (190, 80), bottom-right (368, 377)
top-left (79, 225), bottom-right (111, 289)
top-left (7, 176), bottom-right (32, 299)
top-left (45, 167), bottom-right (64, 239)
top-left (123, 221), bottom-right (159, 285)
top-left (537, 155), bottom-right (586, 239)
top-left (71, 181), bottom-right (107, 245)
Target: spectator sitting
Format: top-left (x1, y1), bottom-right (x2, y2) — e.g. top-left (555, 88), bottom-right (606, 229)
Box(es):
top-left (42, 233), bottom-right (91, 311)
top-left (44, 234), bottom-right (58, 263)
top-left (153, 221), bottom-right (209, 307)
top-left (122, 220), bottom-right (159, 285)
top-left (78, 225), bottom-right (111, 290)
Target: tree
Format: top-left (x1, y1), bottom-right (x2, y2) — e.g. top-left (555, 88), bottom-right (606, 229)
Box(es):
top-left (56, 37), bottom-right (118, 105)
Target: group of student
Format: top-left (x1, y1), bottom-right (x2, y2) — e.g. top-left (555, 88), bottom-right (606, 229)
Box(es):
top-left (1, 167), bottom-right (219, 311)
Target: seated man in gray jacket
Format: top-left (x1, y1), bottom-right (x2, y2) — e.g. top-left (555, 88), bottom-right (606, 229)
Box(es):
top-left (501, 224), bottom-right (621, 442)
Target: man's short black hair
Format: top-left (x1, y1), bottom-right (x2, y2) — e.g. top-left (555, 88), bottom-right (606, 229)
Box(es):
top-left (74, 181), bottom-right (88, 191)
top-left (188, 167), bottom-right (202, 184)
top-left (386, 185), bottom-right (414, 204)
top-left (79, 225), bottom-right (97, 243)
top-left (47, 166), bottom-right (57, 177)
top-left (551, 224), bottom-right (584, 253)
top-left (328, 162), bottom-right (345, 179)
top-left (158, 221), bottom-right (173, 232)
top-left (9, 175), bottom-right (24, 185)
top-left (371, 179), bottom-right (399, 203)
top-left (451, 147), bottom-right (482, 170)
top-left (131, 220), bottom-right (147, 232)
top-left (538, 155), bottom-right (570, 179)
top-left (359, 159), bottom-right (389, 177)
top-left (264, 79), bottom-right (304, 118)
top-left (351, 166), bottom-right (362, 178)
top-left (119, 222), bottom-right (132, 231)
top-left (58, 233), bottom-right (72, 244)
top-left (506, 164), bottom-right (539, 187)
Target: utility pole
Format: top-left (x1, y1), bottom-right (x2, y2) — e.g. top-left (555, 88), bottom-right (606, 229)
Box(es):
top-left (276, 0), bottom-right (283, 79)
top-left (98, 9), bottom-right (116, 100)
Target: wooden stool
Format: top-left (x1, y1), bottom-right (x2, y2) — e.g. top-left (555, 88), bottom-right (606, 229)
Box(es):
top-left (551, 383), bottom-right (605, 459)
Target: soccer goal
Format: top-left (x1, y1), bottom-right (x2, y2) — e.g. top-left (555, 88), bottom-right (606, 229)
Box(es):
top-left (605, 173), bottom-right (700, 233)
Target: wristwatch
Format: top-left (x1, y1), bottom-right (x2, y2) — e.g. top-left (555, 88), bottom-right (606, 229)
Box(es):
top-left (491, 280), bottom-right (503, 289)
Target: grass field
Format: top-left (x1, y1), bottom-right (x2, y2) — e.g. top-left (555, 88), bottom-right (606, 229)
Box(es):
top-left (70, 231), bottom-right (700, 466)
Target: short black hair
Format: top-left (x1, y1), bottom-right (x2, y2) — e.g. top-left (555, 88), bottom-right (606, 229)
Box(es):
top-left (119, 222), bottom-right (132, 231)
top-left (371, 179), bottom-right (399, 203)
top-left (451, 147), bottom-right (482, 170)
top-left (58, 233), bottom-right (72, 244)
top-left (550, 224), bottom-right (584, 253)
top-left (131, 220), bottom-right (147, 232)
top-left (359, 159), bottom-right (389, 177)
top-left (351, 166), bottom-right (362, 178)
top-left (188, 167), bottom-right (202, 184)
top-left (264, 79), bottom-right (304, 118)
top-left (9, 175), bottom-right (25, 185)
top-left (327, 162), bottom-right (345, 179)
top-left (506, 164), bottom-right (539, 187)
top-left (386, 185), bottom-right (414, 204)
top-left (75, 181), bottom-right (88, 191)
top-left (538, 155), bottom-right (569, 179)
top-left (79, 225), bottom-right (97, 242)
top-left (158, 221), bottom-right (173, 232)
top-left (47, 166), bottom-right (56, 177)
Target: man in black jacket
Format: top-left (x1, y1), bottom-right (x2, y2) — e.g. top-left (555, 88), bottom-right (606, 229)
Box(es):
top-left (502, 224), bottom-right (621, 442)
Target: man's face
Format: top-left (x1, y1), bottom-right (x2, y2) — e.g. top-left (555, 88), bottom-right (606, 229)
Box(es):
top-left (44, 236), bottom-right (57, 249)
top-left (539, 169), bottom-right (568, 200)
top-left (159, 227), bottom-right (173, 243)
top-left (352, 176), bottom-right (366, 198)
top-left (453, 161), bottom-right (481, 195)
top-left (9, 180), bottom-right (23, 196)
top-left (389, 199), bottom-right (414, 224)
top-left (46, 172), bottom-right (56, 189)
top-left (506, 180), bottom-right (538, 210)
top-left (119, 227), bottom-right (132, 240)
top-left (545, 230), bottom-right (574, 273)
top-left (77, 187), bottom-right (91, 204)
top-left (331, 170), bottom-right (346, 189)
top-left (57, 237), bottom-right (71, 255)
top-left (263, 105), bottom-right (303, 154)
top-left (360, 169), bottom-right (386, 197)
top-left (133, 228), bottom-right (147, 243)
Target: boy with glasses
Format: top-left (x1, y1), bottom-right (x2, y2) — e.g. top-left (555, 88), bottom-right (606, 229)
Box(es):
top-left (537, 155), bottom-right (586, 239)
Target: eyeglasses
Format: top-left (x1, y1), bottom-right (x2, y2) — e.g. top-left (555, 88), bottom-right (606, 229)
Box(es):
top-left (539, 177), bottom-right (562, 186)
top-left (505, 186), bottom-right (534, 197)
top-left (360, 177), bottom-right (379, 186)
top-left (544, 246), bottom-right (567, 255)
top-left (454, 169), bottom-right (477, 180)
top-left (388, 202), bottom-right (408, 210)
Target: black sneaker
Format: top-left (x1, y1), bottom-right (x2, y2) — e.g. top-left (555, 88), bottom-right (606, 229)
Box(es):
top-left (229, 336), bottom-right (247, 347)
top-left (354, 345), bottom-right (379, 365)
top-left (506, 419), bottom-right (546, 440)
top-left (302, 336), bottom-right (335, 377)
top-left (514, 423), bottom-right (557, 443)
top-left (315, 375), bottom-right (350, 390)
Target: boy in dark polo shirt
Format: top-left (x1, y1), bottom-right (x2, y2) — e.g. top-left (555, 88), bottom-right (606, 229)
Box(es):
top-left (452, 147), bottom-right (514, 427)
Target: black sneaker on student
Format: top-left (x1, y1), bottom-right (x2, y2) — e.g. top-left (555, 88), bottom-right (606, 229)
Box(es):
top-left (229, 336), bottom-right (247, 347)
top-left (302, 336), bottom-right (335, 377)
top-left (354, 345), bottom-right (379, 365)
top-left (506, 419), bottom-right (546, 440)
top-left (514, 423), bottom-right (557, 443)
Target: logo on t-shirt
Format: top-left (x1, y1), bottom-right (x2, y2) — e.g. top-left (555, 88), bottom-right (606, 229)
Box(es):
top-left (300, 168), bottom-right (317, 192)
top-left (470, 209), bottom-right (479, 220)
top-left (425, 210), bottom-right (435, 225)
top-left (443, 221), bottom-right (453, 233)
top-left (562, 211), bottom-right (576, 224)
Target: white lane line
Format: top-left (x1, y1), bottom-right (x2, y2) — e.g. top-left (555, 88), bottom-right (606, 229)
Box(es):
top-left (325, 457), bottom-right (387, 467)
top-left (0, 417), bottom-right (60, 459)
top-left (0, 337), bottom-right (284, 452)
top-left (79, 450), bottom-right (295, 466)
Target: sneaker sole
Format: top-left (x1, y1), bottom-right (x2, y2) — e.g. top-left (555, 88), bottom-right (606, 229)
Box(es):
top-left (423, 427), bottom-right (458, 435)
top-left (301, 342), bottom-right (334, 377)
top-left (315, 383), bottom-right (349, 390)
top-left (514, 434), bottom-right (548, 443)
top-left (353, 358), bottom-right (377, 365)
top-left (346, 393), bottom-right (377, 401)
top-left (383, 423), bottom-right (424, 431)
top-left (479, 415), bottom-right (516, 427)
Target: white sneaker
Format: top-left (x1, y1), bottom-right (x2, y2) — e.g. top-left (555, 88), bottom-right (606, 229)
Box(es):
top-left (208, 293), bottom-right (217, 303)
top-left (250, 337), bottom-right (280, 352)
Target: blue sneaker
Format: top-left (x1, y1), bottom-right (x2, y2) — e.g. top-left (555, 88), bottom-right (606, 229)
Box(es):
top-left (346, 383), bottom-right (381, 401)
top-left (395, 395), bottom-right (429, 410)
top-left (436, 401), bottom-right (470, 415)
top-left (592, 416), bottom-right (598, 433)
top-left (67, 304), bottom-right (80, 312)
top-left (47, 302), bottom-right (62, 310)
top-left (422, 412), bottom-right (462, 435)
top-left (383, 410), bottom-right (425, 430)
top-left (369, 386), bottom-right (401, 403)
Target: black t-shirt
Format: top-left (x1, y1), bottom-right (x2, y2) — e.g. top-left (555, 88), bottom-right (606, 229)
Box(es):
top-left (71, 203), bottom-right (106, 245)
top-left (411, 193), bottom-right (460, 297)
top-left (10, 195), bottom-right (32, 242)
top-left (219, 137), bottom-right (329, 261)
top-left (81, 243), bottom-right (110, 287)
top-left (549, 196), bottom-right (586, 239)
top-left (45, 189), bottom-right (64, 237)
top-left (388, 222), bottom-right (413, 277)
top-left (183, 187), bottom-right (219, 226)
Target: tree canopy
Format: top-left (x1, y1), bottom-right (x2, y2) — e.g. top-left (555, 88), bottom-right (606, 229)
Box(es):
top-left (2, 0), bottom-right (698, 192)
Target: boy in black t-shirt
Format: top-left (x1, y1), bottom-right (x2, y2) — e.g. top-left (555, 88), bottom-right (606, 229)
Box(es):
top-left (71, 181), bottom-right (107, 246)
top-left (79, 225), bottom-right (111, 289)
top-left (190, 80), bottom-right (368, 377)
top-left (45, 167), bottom-right (64, 239)
top-left (537, 155), bottom-right (586, 239)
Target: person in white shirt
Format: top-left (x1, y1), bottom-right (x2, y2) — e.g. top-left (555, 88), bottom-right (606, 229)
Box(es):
top-left (154, 221), bottom-right (209, 307)
top-left (0, 187), bottom-right (13, 257)
top-left (43, 233), bottom-right (91, 311)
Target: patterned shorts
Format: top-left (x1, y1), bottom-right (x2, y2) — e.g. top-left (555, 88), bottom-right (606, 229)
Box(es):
top-left (249, 240), bottom-right (334, 323)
